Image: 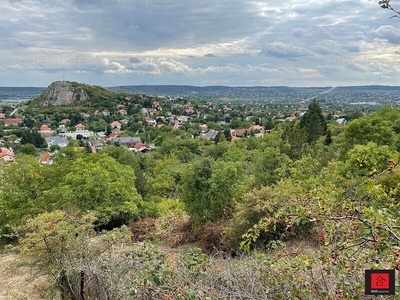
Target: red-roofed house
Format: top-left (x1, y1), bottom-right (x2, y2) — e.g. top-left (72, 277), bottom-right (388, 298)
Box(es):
top-left (4, 118), bottom-right (22, 126)
top-left (75, 123), bottom-right (85, 131)
top-left (40, 124), bottom-right (52, 132)
top-left (131, 141), bottom-right (150, 153)
top-left (200, 124), bottom-right (208, 133)
top-left (145, 117), bottom-right (156, 125)
top-left (0, 113), bottom-right (5, 119)
top-left (230, 128), bottom-right (247, 137)
top-left (40, 152), bottom-right (52, 164)
top-left (0, 147), bottom-right (14, 163)
top-left (110, 121), bottom-right (122, 130)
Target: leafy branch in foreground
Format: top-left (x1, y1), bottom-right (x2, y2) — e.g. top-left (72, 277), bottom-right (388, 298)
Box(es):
top-left (379, 0), bottom-right (400, 19)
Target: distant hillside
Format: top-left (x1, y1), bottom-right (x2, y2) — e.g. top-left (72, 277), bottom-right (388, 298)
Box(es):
top-left (0, 87), bottom-right (44, 103)
top-left (110, 85), bottom-right (400, 104)
top-left (27, 81), bottom-right (139, 111)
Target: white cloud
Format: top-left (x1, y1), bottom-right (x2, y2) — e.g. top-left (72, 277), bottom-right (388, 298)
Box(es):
top-left (1, 0), bottom-right (400, 86)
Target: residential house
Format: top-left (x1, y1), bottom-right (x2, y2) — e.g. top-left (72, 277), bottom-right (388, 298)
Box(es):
top-left (110, 121), bottom-right (122, 131)
top-left (4, 118), bottom-right (22, 126)
top-left (40, 152), bottom-right (53, 165)
top-left (0, 113), bottom-right (5, 119)
top-left (285, 114), bottom-right (297, 122)
top-left (217, 121), bottom-right (226, 126)
top-left (145, 117), bottom-right (157, 126)
top-left (40, 124), bottom-right (52, 133)
top-left (248, 125), bottom-right (265, 138)
top-left (102, 109), bottom-right (110, 116)
top-left (337, 118), bottom-right (347, 125)
top-left (64, 124), bottom-right (93, 138)
top-left (45, 136), bottom-right (69, 148)
top-left (80, 113), bottom-right (90, 120)
top-left (172, 121), bottom-right (181, 130)
top-left (117, 109), bottom-right (127, 116)
top-left (177, 115), bottom-right (189, 122)
top-left (111, 136), bottom-right (141, 147)
top-left (59, 125), bottom-right (66, 135)
top-left (130, 141), bottom-right (150, 153)
top-left (75, 123), bottom-right (85, 131)
top-left (0, 147), bottom-right (15, 163)
top-left (185, 107), bottom-right (195, 114)
top-left (200, 124), bottom-right (208, 133)
top-left (201, 130), bottom-right (218, 140)
top-left (90, 139), bottom-right (106, 151)
top-left (230, 128), bottom-right (247, 138)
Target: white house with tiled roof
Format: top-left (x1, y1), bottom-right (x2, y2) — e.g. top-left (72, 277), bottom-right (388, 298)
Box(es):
top-left (0, 147), bottom-right (14, 163)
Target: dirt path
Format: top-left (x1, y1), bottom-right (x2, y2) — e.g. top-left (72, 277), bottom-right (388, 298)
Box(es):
top-left (0, 253), bottom-right (48, 300)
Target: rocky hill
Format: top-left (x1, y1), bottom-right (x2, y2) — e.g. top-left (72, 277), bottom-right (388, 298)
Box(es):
top-left (26, 81), bottom-right (143, 112)
top-left (41, 81), bottom-right (89, 106)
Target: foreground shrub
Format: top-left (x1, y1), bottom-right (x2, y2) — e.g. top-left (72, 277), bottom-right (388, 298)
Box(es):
top-left (155, 212), bottom-right (195, 247)
top-left (223, 185), bottom-right (317, 252)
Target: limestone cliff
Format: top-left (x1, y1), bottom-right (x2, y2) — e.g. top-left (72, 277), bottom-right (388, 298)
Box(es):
top-left (41, 81), bottom-right (88, 106)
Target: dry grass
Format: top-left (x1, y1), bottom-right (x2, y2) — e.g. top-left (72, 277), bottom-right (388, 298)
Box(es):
top-left (0, 253), bottom-right (51, 300)
top-left (0, 224), bottom-right (394, 299)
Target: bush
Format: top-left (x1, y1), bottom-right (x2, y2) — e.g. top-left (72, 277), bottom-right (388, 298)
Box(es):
top-left (199, 223), bottom-right (224, 255)
top-left (155, 211), bottom-right (195, 248)
top-left (129, 218), bottom-right (157, 242)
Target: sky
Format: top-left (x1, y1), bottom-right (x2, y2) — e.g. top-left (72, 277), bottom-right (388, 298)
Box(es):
top-left (1, 0), bottom-right (400, 87)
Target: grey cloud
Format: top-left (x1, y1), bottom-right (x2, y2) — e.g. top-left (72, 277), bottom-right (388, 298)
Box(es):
top-left (259, 43), bottom-right (314, 58)
top-left (1, 0), bottom-right (400, 86)
top-left (371, 26), bottom-right (400, 45)
top-left (343, 45), bottom-right (361, 53)
top-left (129, 57), bottom-right (141, 63)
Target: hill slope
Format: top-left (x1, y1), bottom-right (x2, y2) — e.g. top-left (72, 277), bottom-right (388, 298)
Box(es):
top-left (26, 81), bottom-right (141, 112)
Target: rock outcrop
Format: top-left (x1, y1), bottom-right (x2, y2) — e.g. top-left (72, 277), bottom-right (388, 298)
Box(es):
top-left (41, 81), bottom-right (88, 106)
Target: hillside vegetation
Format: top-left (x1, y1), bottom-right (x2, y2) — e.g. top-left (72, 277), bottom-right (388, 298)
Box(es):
top-left (1, 97), bottom-right (400, 298)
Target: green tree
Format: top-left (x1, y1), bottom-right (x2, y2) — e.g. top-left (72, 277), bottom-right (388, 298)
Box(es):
top-left (0, 155), bottom-right (48, 237)
top-left (20, 129), bottom-right (47, 149)
top-left (339, 142), bottom-right (393, 178)
top-left (252, 147), bottom-right (291, 188)
top-left (281, 121), bottom-right (308, 160)
top-left (300, 99), bottom-right (327, 144)
top-left (339, 113), bottom-right (394, 158)
top-left (47, 153), bottom-right (143, 225)
top-left (147, 155), bottom-right (183, 200)
top-left (181, 157), bottom-right (214, 225)
top-left (17, 143), bottom-right (38, 156)
top-left (209, 161), bottom-right (244, 221)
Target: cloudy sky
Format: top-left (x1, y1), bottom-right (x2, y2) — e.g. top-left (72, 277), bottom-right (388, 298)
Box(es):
top-left (1, 0), bottom-right (400, 87)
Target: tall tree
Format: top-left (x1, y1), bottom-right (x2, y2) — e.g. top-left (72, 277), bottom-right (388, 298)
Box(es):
top-left (300, 99), bottom-right (327, 144)
top-left (181, 157), bottom-right (214, 225)
top-left (21, 129), bottom-right (48, 149)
